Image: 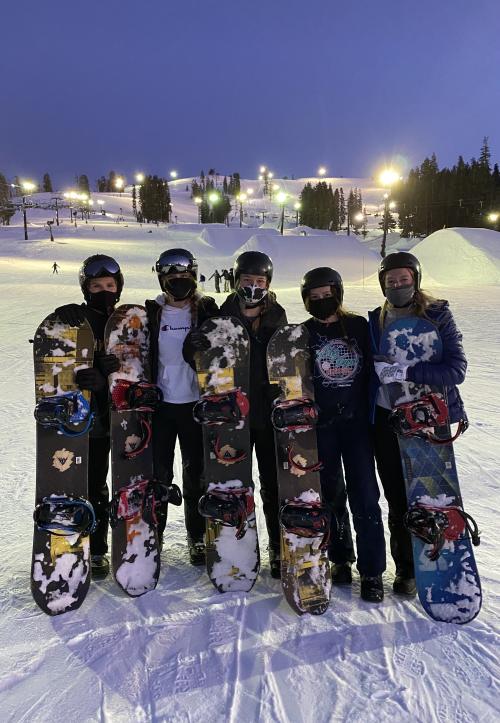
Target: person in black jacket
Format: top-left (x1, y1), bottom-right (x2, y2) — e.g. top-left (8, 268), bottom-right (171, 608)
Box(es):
top-left (219, 251), bottom-right (287, 578)
top-left (301, 267), bottom-right (386, 603)
top-left (146, 248), bottom-right (218, 565)
top-left (369, 251), bottom-right (468, 596)
top-left (53, 254), bottom-right (123, 579)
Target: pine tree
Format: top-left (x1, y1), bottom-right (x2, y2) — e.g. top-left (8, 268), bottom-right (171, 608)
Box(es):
top-left (42, 173), bottom-right (53, 193)
top-left (339, 188), bottom-right (346, 228)
top-left (78, 175), bottom-right (90, 194)
top-left (0, 172), bottom-right (15, 225)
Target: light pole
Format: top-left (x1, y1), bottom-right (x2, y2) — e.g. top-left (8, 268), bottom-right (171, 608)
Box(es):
top-left (170, 170), bottom-right (178, 180)
top-left (237, 193), bottom-right (247, 227)
top-left (208, 192), bottom-right (219, 223)
top-left (18, 181), bottom-right (36, 240)
top-left (115, 177), bottom-right (124, 195)
top-left (51, 196), bottom-right (62, 226)
top-left (294, 201), bottom-right (301, 226)
top-left (194, 196), bottom-right (202, 222)
top-left (318, 166), bottom-right (327, 178)
top-left (378, 168), bottom-right (401, 257)
top-left (277, 191), bottom-right (287, 235)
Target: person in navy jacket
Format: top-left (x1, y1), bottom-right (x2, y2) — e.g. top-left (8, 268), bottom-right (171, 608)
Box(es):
top-left (302, 267), bottom-right (386, 603)
top-left (369, 251), bottom-right (468, 596)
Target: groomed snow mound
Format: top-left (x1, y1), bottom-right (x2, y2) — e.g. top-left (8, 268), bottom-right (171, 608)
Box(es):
top-left (235, 232), bottom-right (381, 286)
top-left (413, 228), bottom-right (500, 286)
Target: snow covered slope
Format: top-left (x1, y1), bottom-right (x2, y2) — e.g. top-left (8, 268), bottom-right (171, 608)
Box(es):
top-left (0, 201), bottom-right (499, 722)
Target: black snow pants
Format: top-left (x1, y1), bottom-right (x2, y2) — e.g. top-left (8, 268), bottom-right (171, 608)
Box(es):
top-left (88, 436), bottom-right (111, 556)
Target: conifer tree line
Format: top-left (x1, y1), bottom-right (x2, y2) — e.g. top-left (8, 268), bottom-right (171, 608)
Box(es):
top-left (396, 138), bottom-right (500, 236)
top-left (299, 182), bottom-right (365, 232)
top-left (137, 175), bottom-right (171, 223)
top-left (190, 170), bottom-right (235, 224)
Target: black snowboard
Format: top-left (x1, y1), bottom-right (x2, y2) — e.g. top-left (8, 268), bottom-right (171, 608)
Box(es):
top-left (104, 304), bottom-right (161, 597)
top-left (32, 314), bottom-right (95, 615)
top-left (194, 316), bottom-right (259, 592)
top-left (267, 324), bottom-right (331, 615)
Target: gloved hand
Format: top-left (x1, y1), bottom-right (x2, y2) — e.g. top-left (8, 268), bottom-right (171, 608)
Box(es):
top-left (75, 367), bottom-right (106, 392)
top-left (183, 329), bottom-right (210, 361)
top-left (54, 304), bottom-right (87, 326)
top-left (94, 351), bottom-right (120, 377)
top-left (374, 361), bottom-right (409, 384)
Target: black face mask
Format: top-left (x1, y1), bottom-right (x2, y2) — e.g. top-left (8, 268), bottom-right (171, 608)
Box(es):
top-left (87, 290), bottom-right (118, 314)
top-left (237, 284), bottom-right (268, 307)
top-left (163, 276), bottom-right (196, 300)
top-left (385, 284), bottom-right (415, 308)
top-left (308, 296), bottom-right (339, 321)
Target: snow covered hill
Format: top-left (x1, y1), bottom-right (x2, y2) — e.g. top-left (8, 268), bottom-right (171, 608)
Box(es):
top-left (0, 191), bottom-right (499, 722)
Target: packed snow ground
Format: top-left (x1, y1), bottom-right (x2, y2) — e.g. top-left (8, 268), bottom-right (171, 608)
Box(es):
top-left (0, 185), bottom-right (499, 722)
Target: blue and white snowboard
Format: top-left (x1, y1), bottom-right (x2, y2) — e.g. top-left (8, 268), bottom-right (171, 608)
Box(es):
top-left (380, 316), bottom-right (481, 624)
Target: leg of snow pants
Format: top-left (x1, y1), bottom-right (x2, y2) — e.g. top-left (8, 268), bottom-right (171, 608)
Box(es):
top-left (338, 418), bottom-right (386, 577)
top-left (88, 435), bottom-right (111, 555)
top-left (373, 406), bottom-right (414, 576)
top-left (317, 423), bottom-right (356, 564)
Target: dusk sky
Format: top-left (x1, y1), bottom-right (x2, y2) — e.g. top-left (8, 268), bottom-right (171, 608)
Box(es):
top-left (2, 0), bottom-right (500, 187)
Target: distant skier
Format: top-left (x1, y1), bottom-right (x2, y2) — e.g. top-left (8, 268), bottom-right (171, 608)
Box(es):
top-left (228, 267), bottom-right (235, 290)
top-left (209, 269), bottom-right (221, 293)
top-left (301, 266), bottom-right (386, 602)
top-left (222, 269), bottom-right (230, 293)
top-left (199, 273), bottom-right (206, 291)
top-left (369, 251), bottom-right (468, 597)
top-left (52, 262), bottom-right (60, 274)
top-left (52, 255), bottom-right (123, 580)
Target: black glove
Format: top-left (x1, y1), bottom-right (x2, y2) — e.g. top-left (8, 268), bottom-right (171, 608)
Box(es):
top-left (75, 367), bottom-right (106, 392)
top-left (54, 304), bottom-right (87, 326)
top-left (94, 351), bottom-right (120, 377)
top-left (183, 330), bottom-right (210, 362)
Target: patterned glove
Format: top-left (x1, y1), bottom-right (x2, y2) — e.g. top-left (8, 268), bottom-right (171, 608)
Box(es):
top-left (374, 361), bottom-right (408, 384)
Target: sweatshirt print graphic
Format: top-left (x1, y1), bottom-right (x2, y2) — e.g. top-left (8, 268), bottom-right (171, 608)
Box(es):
top-left (312, 334), bottom-right (362, 389)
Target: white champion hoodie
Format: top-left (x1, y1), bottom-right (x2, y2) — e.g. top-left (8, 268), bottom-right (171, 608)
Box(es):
top-left (156, 294), bottom-right (199, 403)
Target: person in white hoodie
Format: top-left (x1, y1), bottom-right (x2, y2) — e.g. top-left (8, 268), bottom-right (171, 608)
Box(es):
top-left (146, 249), bottom-right (218, 565)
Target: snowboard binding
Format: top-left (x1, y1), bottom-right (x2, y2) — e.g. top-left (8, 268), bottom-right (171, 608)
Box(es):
top-left (211, 435), bottom-right (248, 465)
top-left (404, 503), bottom-right (481, 561)
top-left (33, 495), bottom-right (96, 537)
top-left (122, 415), bottom-right (153, 459)
top-left (283, 445), bottom-right (322, 475)
top-left (109, 479), bottom-right (182, 527)
top-left (193, 388), bottom-right (249, 426)
top-left (280, 502), bottom-right (330, 549)
top-left (271, 397), bottom-right (318, 432)
top-left (389, 393), bottom-right (467, 444)
top-left (34, 391), bottom-right (94, 437)
top-left (198, 489), bottom-right (252, 539)
top-left (111, 379), bottom-right (163, 412)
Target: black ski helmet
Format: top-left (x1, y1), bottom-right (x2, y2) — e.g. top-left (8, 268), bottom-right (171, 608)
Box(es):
top-left (79, 254), bottom-right (123, 302)
top-left (300, 267), bottom-right (344, 305)
top-left (378, 252), bottom-right (421, 291)
top-left (234, 251), bottom-right (273, 285)
top-left (155, 248), bottom-right (198, 281)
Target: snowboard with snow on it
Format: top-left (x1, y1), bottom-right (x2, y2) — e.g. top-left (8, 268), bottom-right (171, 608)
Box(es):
top-left (105, 304), bottom-right (166, 597)
top-left (380, 316), bottom-right (481, 624)
top-left (32, 314), bottom-right (95, 615)
top-left (194, 316), bottom-right (259, 593)
top-left (267, 324), bottom-right (331, 616)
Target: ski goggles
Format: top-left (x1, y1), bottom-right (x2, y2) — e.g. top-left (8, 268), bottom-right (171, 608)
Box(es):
top-left (156, 252), bottom-right (197, 275)
top-left (83, 256), bottom-right (121, 278)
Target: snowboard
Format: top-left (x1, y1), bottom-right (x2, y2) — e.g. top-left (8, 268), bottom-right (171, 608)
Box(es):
top-left (194, 316), bottom-right (259, 592)
top-left (32, 314), bottom-right (95, 615)
top-left (267, 324), bottom-right (331, 616)
top-left (104, 304), bottom-right (162, 597)
top-left (380, 316), bottom-right (481, 624)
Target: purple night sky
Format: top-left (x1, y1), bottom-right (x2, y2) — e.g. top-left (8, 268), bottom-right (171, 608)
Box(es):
top-left (2, 0), bottom-right (500, 186)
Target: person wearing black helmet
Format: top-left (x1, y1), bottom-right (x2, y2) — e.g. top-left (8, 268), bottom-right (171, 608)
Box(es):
top-left (301, 267), bottom-right (386, 602)
top-left (146, 248), bottom-right (219, 566)
top-left (369, 251), bottom-right (468, 596)
top-left (216, 250), bottom-right (287, 578)
top-left (53, 254), bottom-right (124, 579)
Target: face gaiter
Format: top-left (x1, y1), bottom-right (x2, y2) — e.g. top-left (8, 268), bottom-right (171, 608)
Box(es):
top-left (385, 284), bottom-right (415, 308)
top-left (237, 284), bottom-right (268, 306)
top-left (163, 276), bottom-right (196, 300)
top-left (87, 290), bottom-right (118, 315)
top-left (308, 296), bottom-right (339, 321)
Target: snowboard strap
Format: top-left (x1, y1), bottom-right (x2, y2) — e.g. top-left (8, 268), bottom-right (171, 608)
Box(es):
top-left (33, 495), bottom-right (96, 537)
top-left (193, 388), bottom-right (250, 426)
top-left (280, 502), bottom-right (330, 549)
top-left (404, 503), bottom-right (480, 561)
top-left (271, 397), bottom-right (318, 432)
top-left (111, 379), bottom-right (163, 412)
top-left (213, 435), bottom-right (247, 465)
top-left (390, 393), bottom-right (467, 445)
top-left (198, 489), bottom-right (252, 539)
top-left (34, 391), bottom-right (95, 437)
top-left (109, 479), bottom-right (182, 527)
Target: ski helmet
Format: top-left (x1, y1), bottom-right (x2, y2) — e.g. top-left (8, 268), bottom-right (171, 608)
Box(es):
top-left (300, 267), bottom-right (344, 304)
top-left (155, 248), bottom-right (198, 280)
top-left (79, 254), bottom-right (123, 302)
top-left (234, 251), bottom-right (273, 285)
top-left (378, 252), bottom-right (421, 291)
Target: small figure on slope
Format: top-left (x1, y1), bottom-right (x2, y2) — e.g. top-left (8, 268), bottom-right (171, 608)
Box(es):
top-left (301, 267), bottom-right (386, 602)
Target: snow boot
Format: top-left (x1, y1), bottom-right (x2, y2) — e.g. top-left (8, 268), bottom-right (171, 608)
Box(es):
top-left (269, 547), bottom-right (281, 579)
top-left (91, 554), bottom-right (110, 580)
top-left (360, 575), bottom-right (384, 603)
top-left (188, 537), bottom-right (206, 566)
top-left (393, 573), bottom-right (417, 596)
top-left (331, 562), bottom-right (352, 585)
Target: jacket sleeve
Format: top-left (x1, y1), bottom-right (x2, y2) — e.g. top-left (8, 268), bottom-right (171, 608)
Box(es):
top-left (406, 308), bottom-right (467, 387)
